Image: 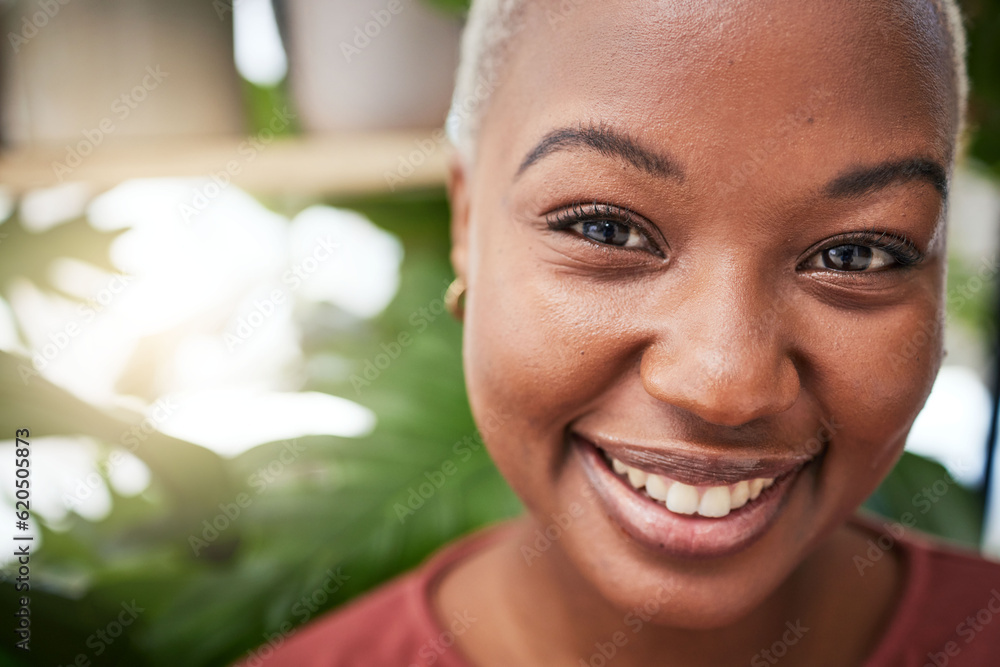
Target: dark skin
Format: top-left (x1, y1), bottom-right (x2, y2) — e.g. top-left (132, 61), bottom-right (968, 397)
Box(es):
top-left (440, 0), bottom-right (957, 664)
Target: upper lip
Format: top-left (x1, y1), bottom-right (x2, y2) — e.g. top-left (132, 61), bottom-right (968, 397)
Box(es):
top-left (573, 432), bottom-right (818, 486)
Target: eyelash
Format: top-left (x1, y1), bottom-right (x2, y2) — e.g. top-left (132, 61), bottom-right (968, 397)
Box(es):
top-left (546, 202), bottom-right (924, 271)
top-left (545, 202), bottom-right (663, 257)
top-left (802, 227), bottom-right (924, 270)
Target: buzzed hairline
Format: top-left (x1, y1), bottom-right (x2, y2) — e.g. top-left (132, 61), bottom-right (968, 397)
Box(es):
top-left (447, 0), bottom-right (969, 165)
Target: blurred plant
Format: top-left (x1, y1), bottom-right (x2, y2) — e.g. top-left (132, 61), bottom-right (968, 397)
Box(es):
top-left (0, 192), bottom-right (521, 666)
top-left (421, 0), bottom-right (471, 14)
top-left (963, 0), bottom-right (1000, 177)
top-left (946, 250), bottom-right (998, 342)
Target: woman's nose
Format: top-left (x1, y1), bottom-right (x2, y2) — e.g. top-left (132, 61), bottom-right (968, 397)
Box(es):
top-left (639, 277), bottom-right (801, 428)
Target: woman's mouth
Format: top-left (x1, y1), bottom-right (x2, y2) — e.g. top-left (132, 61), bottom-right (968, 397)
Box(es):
top-left (609, 455), bottom-right (775, 518)
top-left (573, 433), bottom-right (816, 559)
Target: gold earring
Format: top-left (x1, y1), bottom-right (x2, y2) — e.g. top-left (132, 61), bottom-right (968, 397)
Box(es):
top-left (445, 277), bottom-right (466, 320)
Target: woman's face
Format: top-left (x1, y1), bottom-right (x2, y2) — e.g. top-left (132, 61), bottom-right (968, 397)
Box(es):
top-left (450, 0), bottom-right (954, 626)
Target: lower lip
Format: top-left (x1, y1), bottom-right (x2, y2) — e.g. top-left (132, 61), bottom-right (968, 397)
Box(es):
top-left (574, 435), bottom-right (806, 560)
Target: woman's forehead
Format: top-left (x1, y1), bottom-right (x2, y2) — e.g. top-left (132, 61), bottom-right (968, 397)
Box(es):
top-left (473, 0), bottom-right (959, 170)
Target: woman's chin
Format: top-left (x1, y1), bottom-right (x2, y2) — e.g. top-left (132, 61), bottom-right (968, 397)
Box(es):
top-left (519, 440), bottom-right (829, 633)
top-left (582, 551), bottom-right (791, 632)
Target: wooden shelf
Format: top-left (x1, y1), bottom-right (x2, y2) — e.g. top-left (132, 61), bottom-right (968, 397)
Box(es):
top-left (0, 130), bottom-right (451, 197)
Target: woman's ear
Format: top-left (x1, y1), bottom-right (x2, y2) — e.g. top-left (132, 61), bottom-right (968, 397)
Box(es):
top-left (447, 153), bottom-right (471, 282)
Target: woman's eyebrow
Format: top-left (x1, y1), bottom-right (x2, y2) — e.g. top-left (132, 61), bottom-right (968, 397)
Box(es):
top-left (824, 158), bottom-right (949, 200)
top-left (515, 127), bottom-right (947, 201)
top-left (515, 125), bottom-right (684, 181)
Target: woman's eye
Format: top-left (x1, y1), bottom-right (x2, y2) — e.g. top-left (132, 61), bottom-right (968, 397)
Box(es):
top-left (546, 203), bottom-right (665, 258)
top-left (571, 220), bottom-right (645, 249)
top-left (808, 244), bottom-right (896, 272)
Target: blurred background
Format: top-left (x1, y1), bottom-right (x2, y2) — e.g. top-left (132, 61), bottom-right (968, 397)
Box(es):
top-left (0, 1), bottom-right (997, 665)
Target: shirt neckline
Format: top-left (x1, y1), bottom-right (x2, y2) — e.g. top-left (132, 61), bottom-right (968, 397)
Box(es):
top-left (851, 512), bottom-right (932, 666)
top-left (414, 520), bottom-right (522, 666)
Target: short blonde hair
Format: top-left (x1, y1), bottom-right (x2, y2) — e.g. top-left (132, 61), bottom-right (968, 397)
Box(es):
top-left (447, 0), bottom-right (969, 162)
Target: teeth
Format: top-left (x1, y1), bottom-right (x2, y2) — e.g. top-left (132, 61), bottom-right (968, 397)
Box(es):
top-left (645, 474), bottom-right (671, 501)
top-left (609, 456), bottom-right (779, 519)
top-left (698, 486), bottom-right (731, 518)
top-left (666, 482), bottom-right (699, 515)
top-left (730, 480), bottom-right (750, 509)
top-left (627, 468), bottom-right (648, 489)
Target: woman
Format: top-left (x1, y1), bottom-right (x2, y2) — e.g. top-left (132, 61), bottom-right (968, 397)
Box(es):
top-left (252, 0), bottom-right (1000, 664)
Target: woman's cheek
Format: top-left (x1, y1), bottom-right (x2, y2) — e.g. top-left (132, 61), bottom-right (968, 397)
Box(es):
top-left (807, 302), bottom-right (943, 500)
top-left (461, 270), bottom-right (643, 506)
top-left (465, 267), bottom-right (640, 425)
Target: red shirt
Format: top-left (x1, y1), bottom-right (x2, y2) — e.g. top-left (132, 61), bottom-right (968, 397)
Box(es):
top-left (241, 514), bottom-right (1000, 666)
